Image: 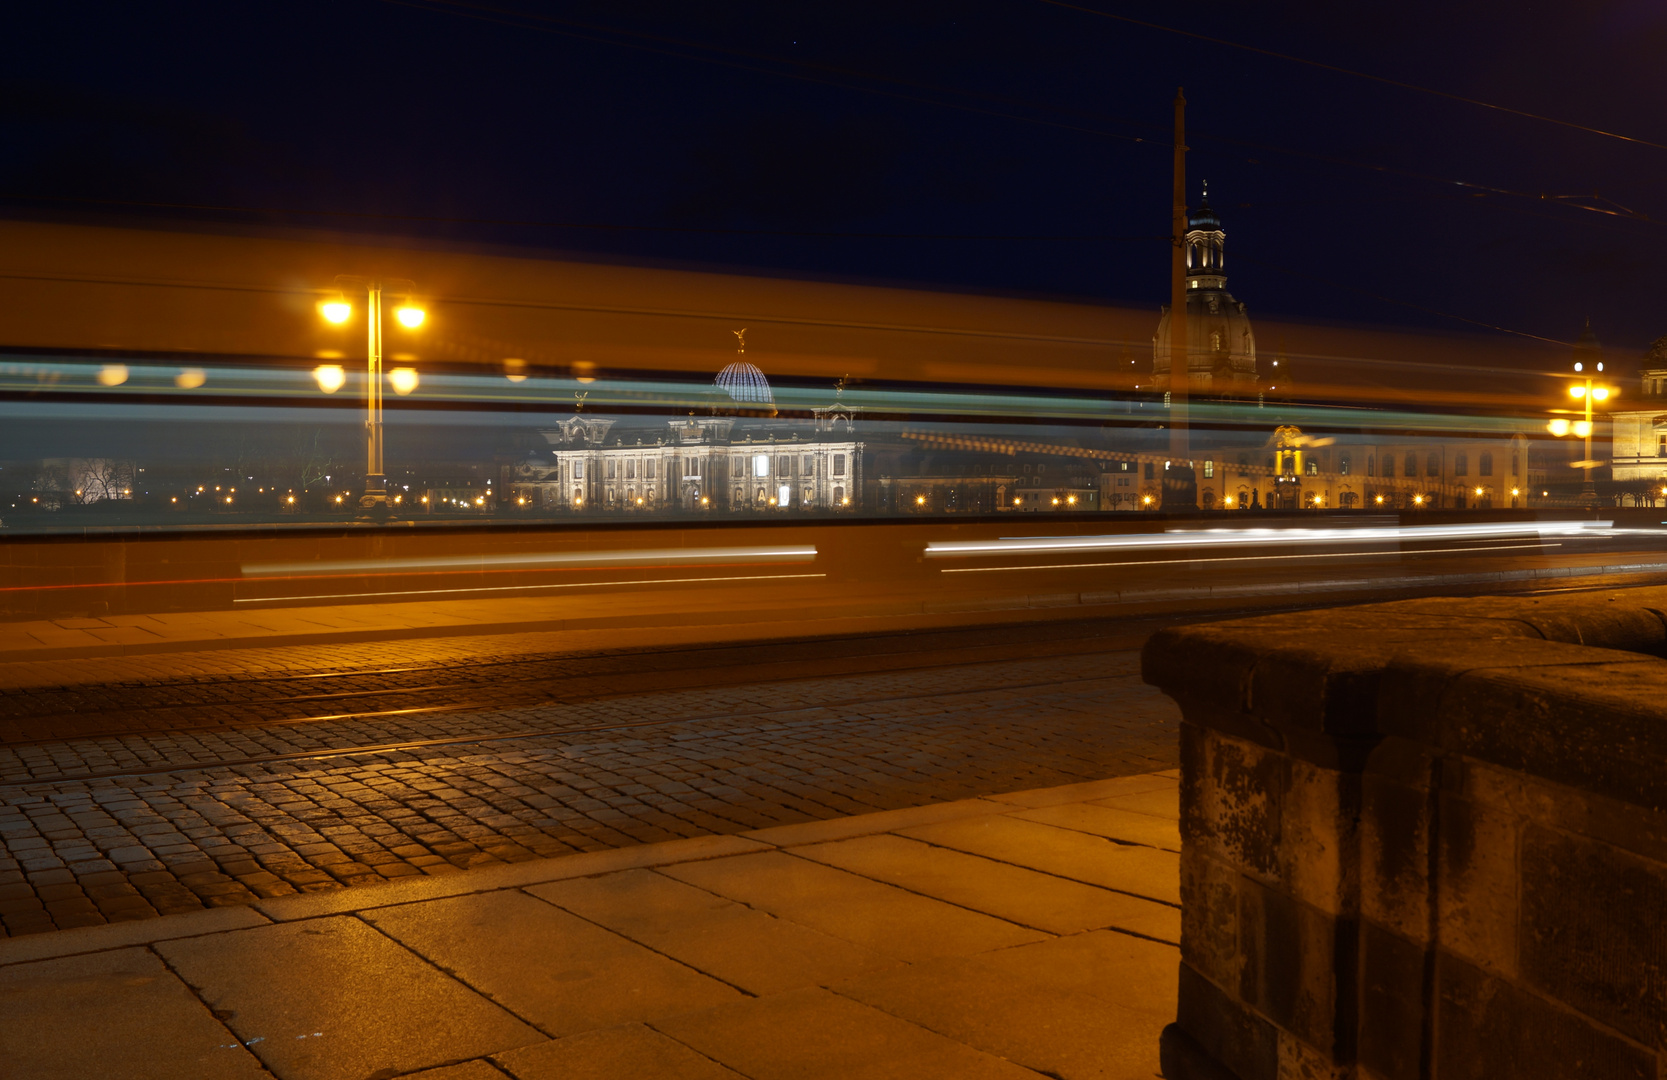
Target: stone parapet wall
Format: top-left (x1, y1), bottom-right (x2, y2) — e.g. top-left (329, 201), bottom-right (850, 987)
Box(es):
top-left (1143, 588), bottom-right (1667, 1080)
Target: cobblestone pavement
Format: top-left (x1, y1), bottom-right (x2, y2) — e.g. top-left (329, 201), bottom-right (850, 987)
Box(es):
top-left (0, 644), bottom-right (1179, 937)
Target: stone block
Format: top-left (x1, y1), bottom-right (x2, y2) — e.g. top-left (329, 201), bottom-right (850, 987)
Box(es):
top-left (1357, 921), bottom-right (1426, 1080)
top-left (1436, 951), bottom-right (1656, 1080)
top-left (1280, 756), bottom-right (1355, 916)
top-left (1359, 766), bottom-right (1431, 943)
top-left (1187, 727), bottom-right (1285, 883)
top-left (1174, 962), bottom-right (1278, 1080)
top-left (1435, 791), bottom-right (1518, 978)
top-left (1520, 825), bottom-right (1667, 1050)
top-left (1180, 847), bottom-right (1242, 994)
top-left (1234, 875), bottom-right (1344, 1055)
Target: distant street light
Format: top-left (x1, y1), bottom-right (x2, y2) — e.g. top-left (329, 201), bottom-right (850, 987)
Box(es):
top-left (1548, 361), bottom-right (1611, 506)
top-left (317, 277), bottom-right (426, 510)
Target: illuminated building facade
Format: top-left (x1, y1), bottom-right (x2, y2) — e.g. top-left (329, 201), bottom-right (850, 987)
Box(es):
top-left (509, 367), bottom-right (863, 513)
top-left (1098, 427), bottom-right (1532, 511)
top-left (1608, 335), bottom-right (1667, 500)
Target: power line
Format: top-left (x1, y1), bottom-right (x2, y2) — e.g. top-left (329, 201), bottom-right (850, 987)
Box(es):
top-left (384, 0), bottom-right (1657, 230)
top-left (0, 190), bottom-right (1167, 242)
top-left (1033, 0), bottom-right (1667, 153)
top-left (1236, 253), bottom-right (1571, 346)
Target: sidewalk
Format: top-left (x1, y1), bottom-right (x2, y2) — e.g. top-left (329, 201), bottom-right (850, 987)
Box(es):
top-left (0, 772), bottom-right (1180, 1080)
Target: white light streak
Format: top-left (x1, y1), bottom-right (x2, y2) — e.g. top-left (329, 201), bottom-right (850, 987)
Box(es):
top-left (234, 572), bottom-right (825, 602)
top-left (924, 521), bottom-right (1618, 559)
top-left (243, 545), bottom-right (817, 577)
top-left (938, 542), bottom-right (1558, 573)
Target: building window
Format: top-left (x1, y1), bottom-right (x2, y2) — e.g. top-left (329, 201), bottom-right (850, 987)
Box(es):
top-left (1340, 454), bottom-right (1351, 476)
top-left (833, 454), bottom-right (846, 476)
top-left (607, 460), bottom-right (616, 479)
top-left (1144, 462), bottom-right (1155, 479)
top-left (753, 454), bottom-right (770, 478)
top-left (1211, 331), bottom-right (1222, 352)
top-left (1455, 453), bottom-right (1468, 477)
top-left (802, 454), bottom-right (813, 474)
top-left (1305, 458), bottom-right (1318, 476)
top-left (1367, 455), bottom-right (1375, 477)
top-left (685, 458), bottom-right (702, 478)
top-left (627, 460), bottom-right (636, 479)
top-left (803, 487), bottom-right (813, 504)
top-left (573, 460), bottom-right (584, 480)
top-left (1511, 453), bottom-right (1519, 475)
top-left (1203, 460), bottom-right (1214, 478)
top-left (834, 485), bottom-right (845, 504)
top-left (646, 460), bottom-right (656, 480)
top-left (1479, 452), bottom-right (1492, 476)
top-left (777, 484), bottom-right (791, 506)
top-left (1426, 454), bottom-right (1440, 477)
top-left (777, 457), bottom-right (790, 478)
top-left (1383, 454), bottom-right (1395, 478)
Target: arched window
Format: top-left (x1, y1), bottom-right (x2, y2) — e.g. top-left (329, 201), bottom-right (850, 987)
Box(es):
top-left (834, 485), bottom-right (845, 505)
top-left (1455, 453), bottom-right (1468, 477)
top-left (1340, 454), bottom-right (1351, 476)
top-left (1383, 454), bottom-right (1395, 478)
top-left (1201, 489), bottom-right (1215, 508)
top-left (1511, 453), bottom-right (1520, 476)
top-left (1426, 454), bottom-right (1441, 477)
top-left (1366, 455), bottom-right (1376, 477)
top-left (1479, 452), bottom-right (1493, 476)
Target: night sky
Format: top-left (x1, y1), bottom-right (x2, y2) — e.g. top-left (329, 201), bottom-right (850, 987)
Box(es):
top-left (6, 1), bottom-right (1666, 357)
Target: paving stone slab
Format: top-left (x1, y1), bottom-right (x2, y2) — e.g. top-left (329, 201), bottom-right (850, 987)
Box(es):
top-left (1090, 787), bottom-right (1180, 820)
top-left (364, 889), bottom-right (742, 1036)
top-left (495, 1022), bottom-right (745, 1080)
top-left (661, 850), bottom-right (1048, 961)
top-left (157, 915), bottom-right (541, 1080)
top-left (836, 950), bottom-right (1169, 1080)
top-left (529, 867), bottom-right (899, 995)
top-left (1009, 802), bottom-right (1181, 852)
top-left (0, 903), bottom-right (270, 966)
top-left (0, 946), bottom-right (269, 1080)
top-left (898, 814), bottom-right (1183, 907)
top-left (653, 985), bottom-right (1043, 1080)
top-left (982, 773), bottom-right (1178, 809)
top-left (794, 833), bottom-right (1167, 936)
top-left (253, 834), bottom-right (771, 922)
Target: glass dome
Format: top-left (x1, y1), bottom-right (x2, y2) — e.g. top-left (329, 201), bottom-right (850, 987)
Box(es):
top-left (715, 361), bottom-right (773, 405)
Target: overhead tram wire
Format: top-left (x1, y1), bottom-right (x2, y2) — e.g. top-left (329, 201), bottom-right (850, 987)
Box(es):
top-left (1233, 253), bottom-right (1572, 347)
top-left (1030, 0), bottom-right (1667, 153)
top-left (381, 0), bottom-right (1662, 231)
top-left (0, 193), bottom-right (1169, 243)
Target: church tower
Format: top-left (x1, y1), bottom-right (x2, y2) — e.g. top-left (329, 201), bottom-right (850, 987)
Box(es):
top-left (1152, 184), bottom-right (1259, 393)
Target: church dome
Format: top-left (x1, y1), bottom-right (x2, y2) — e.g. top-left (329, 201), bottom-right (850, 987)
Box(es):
top-left (716, 361), bottom-right (773, 405)
top-left (1188, 201), bottom-right (1221, 231)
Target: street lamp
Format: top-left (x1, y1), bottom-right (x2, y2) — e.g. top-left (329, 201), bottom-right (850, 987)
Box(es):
top-left (317, 277), bottom-right (426, 510)
top-left (1547, 359), bottom-right (1611, 506)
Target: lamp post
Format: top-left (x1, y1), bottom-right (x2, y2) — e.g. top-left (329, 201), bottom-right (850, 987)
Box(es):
top-left (318, 277), bottom-right (425, 511)
top-left (1546, 359), bottom-right (1610, 507)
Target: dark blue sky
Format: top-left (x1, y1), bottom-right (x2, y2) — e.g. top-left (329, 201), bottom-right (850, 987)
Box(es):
top-left (6, 1), bottom-right (1667, 356)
